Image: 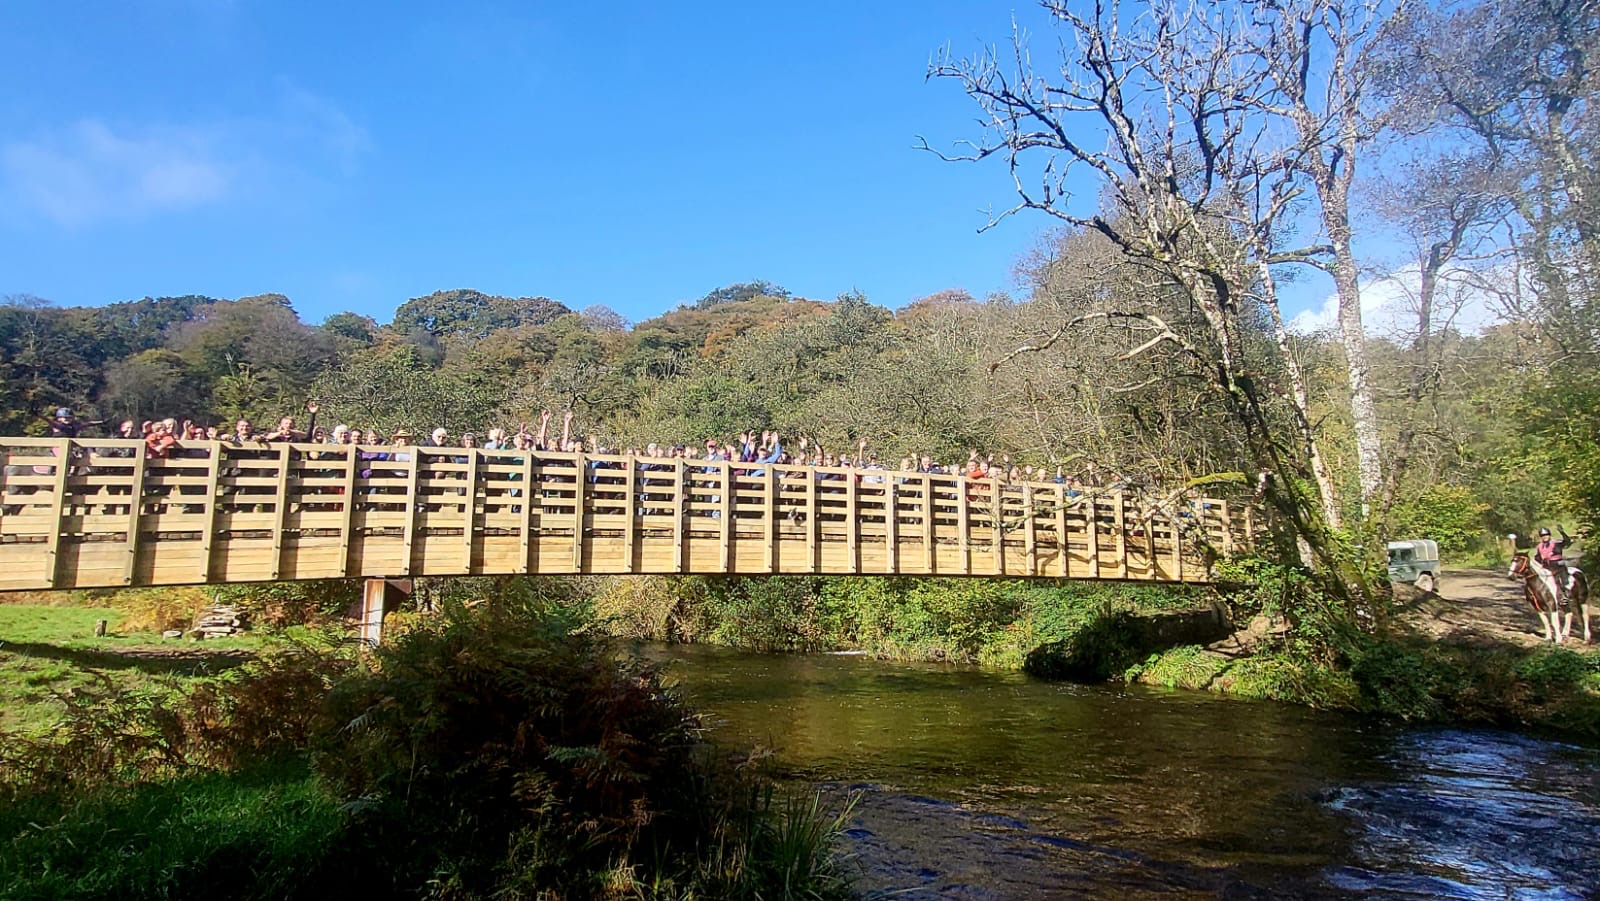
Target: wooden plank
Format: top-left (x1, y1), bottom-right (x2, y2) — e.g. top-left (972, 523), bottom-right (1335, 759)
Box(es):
top-left (1087, 492), bottom-right (1101, 578)
top-left (672, 460), bottom-right (685, 573)
top-left (623, 456), bottom-right (637, 572)
top-left (990, 477), bottom-right (1004, 576)
top-left (121, 446), bottom-right (148, 585)
top-left (463, 448), bottom-right (478, 573)
top-left (1219, 499), bottom-right (1234, 556)
top-left (338, 449), bottom-right (359, 576)
top-left (1115, 490), bottom-right (1129, 579)
top-left (805, 471), bottom-right (818, 573)
top-left (957, 477), bottom-right (970, 575)
top-left (763, 468), bottom-right (777, 573)
top-left (267, 444), bottom-right (293, 580)
top-left (1055, 484), bottom-right (1069, 577)
top-left (845, 474), bottom-right (858, 572)
top-left (401, 452), bottom-right (421, 575)
top-left (519, 452), bottom-right (535, 573)
top-left (571, 454), bottom-right (587, 570)
top-left (41, 439), bottom-right (73, 588)
top-left (1171, 508), bottom-right (1184, 581)
top-left (884, 479), bottom-right (898, 574)
top-left (1023, 483), bottom-right (1037, 576)
top-left (921, 476), bottom-right (935, 574)
top-left (718, 462), bottom-right (732, 571)
top-left (197, 444), bottom-right (225, 582)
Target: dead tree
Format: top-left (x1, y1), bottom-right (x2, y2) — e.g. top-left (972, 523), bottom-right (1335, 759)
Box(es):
top-left (926, 0), bottom-right (1373, 602)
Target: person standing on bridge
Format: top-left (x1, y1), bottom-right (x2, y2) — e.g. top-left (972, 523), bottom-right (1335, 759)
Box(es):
top-left (48, 407), bottom-right (105, 439)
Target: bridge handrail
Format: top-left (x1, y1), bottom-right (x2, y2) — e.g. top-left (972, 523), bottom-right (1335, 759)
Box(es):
top-left (0, 437), bottom-right (1255, 590)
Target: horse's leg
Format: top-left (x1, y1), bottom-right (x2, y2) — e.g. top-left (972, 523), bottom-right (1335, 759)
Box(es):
top-left (1558, 611), bottom-right (1572, 643)
top-left (1538, 610), bottom-right (1555, 642)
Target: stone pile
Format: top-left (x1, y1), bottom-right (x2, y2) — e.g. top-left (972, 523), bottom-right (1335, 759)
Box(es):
top-left (190, 604), bottom-right (249, 639)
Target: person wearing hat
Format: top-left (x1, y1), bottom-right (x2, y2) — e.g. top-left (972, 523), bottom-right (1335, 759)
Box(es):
top-left (47, 407), bottom-right (104, 439)
top-left (1534, 526), bottom-right (1574, 601)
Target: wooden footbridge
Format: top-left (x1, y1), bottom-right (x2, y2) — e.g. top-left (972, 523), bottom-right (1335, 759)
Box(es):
top-left (0, 438), bottom-right (1253, 594)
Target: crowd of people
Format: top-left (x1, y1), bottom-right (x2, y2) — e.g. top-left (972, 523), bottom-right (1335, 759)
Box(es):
top-left (40, 404), bottom-right (1138, 494)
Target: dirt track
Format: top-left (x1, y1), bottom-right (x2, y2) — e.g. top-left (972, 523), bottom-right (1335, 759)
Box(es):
top-left (1401, 567), bottom-right (1591, 647)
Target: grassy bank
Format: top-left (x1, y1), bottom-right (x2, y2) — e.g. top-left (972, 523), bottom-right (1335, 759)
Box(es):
top-left (0, 605), bottom-right (281, 735)
top-left (0, 594), bottom-right (856, 900)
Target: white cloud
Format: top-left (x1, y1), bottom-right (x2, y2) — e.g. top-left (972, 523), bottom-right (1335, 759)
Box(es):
top-left (1, 88), bottom-right (369, 227)
top-left (1288, 263), bottom-right (1510, 339)
top-left (2, 121), bottom-right (230, 226)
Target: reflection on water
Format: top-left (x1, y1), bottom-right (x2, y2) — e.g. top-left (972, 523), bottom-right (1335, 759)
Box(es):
top-left (643, 643), bottom-right (1600, 900)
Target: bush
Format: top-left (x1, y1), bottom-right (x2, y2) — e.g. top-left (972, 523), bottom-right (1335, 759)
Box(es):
top-left (0, 597), bottom-right (857, 899)
top-left (1128, 645), bottom-right (1231, 690)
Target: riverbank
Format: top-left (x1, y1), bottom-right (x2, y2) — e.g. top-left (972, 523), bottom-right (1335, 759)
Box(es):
top-left (583, 572), bottom-right (1600, 740)
top-left (0, 598), bottom-right (855, 900)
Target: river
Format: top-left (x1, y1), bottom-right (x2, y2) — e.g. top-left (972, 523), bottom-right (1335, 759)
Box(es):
top-left (644, 643), bottom-right (1600, 900)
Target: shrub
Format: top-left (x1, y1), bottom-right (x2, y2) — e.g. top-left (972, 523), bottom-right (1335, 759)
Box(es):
top-left (1129, 645), bottom-right (1231, 690)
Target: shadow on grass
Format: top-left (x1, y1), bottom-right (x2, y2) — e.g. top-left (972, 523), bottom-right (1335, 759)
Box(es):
top-left (0, 640), bottom-right (253, 677)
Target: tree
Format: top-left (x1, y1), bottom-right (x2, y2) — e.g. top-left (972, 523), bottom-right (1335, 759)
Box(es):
top-left (1247, 0), bottom-right (1402, 516)
top-left (100, 349), bottom-right (196, 424)
top-left (392, 289), bottom-right (571, 340)
top-left (927, 0), bottom-right (1372, 600)
top-left (691, 281), bottom-right (792, 310)
top-left (1380, 0), bottom-right (1599, 533)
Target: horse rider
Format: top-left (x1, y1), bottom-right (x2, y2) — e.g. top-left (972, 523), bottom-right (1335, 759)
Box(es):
top-left (1534, 526), bottom-right (1574, 602)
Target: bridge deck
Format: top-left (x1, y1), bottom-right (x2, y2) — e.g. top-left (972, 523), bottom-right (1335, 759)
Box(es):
top-left (0, 438), bottom-right (1252, 591)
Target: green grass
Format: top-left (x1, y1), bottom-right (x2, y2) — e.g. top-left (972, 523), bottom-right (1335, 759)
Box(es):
top-left (0, 761), bottom-right (347, 901)
top-left (0, 605), bottom-right (296, 736)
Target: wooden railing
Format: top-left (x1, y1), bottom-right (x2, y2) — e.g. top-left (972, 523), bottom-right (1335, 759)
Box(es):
top-left (0, 438), bottom-right (1253, 591)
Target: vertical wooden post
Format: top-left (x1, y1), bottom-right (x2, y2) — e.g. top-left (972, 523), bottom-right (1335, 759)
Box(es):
top-left (884, 479), bottom-right (898, 575)
top-left (957, 477), bottom-right (970, 575)
top-left (990, 478), bottom-right (1005, 576)
top-left (268, 444), bottom-right (292, 580)
top-left (763, 467), bottom-right (777, 573)
top-left (1055, 484), bottom-right (1069, 577)
top-left (1023, 484), bottom-right (1037, 577)
top-left (1114, 490), bottom-right (1129, 579)
top-left (360, 578), bottom-right (388, 647)
top-left (1086, 492), bottom-right (1101, 578)
top-left (672, 459), bottom-right (686, 573)
top-left (571, 453), bottom-right (586, 573)
top-left (198, 443), bottom-right (224, 582)
top-left (42, 439), bottom-right (73, 588)
top-left (519, 452), bottom-right (535, 574)
top-left (845, 473), bottom-right (859, 573)
top-left (622, 456), bottom-right (637, 573)
top-left (805, 472), bottom-right (818, 573)
top-left (1170, 508), bottom-right (1184, 581)
top-left (462, 448), bottom-right (479, 574)
top-left (718, 461), bottom-right (732, 572)
top-left (1219, 499), bottom-right (1234, 556)
top-left (1243, 506), bottom-right (1255, 550)
top-left (338, 448), bottom-right (359, 577)
top-left (122, 444), bottom-right (147, 585)
top-left (920, 475), bottom-right (935, 575)
top-left (401, 451), bottom-right (421, 575)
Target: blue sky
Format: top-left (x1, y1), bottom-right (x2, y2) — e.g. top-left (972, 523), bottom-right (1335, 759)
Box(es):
top-left (1, 1), bottom-right (1333, 326)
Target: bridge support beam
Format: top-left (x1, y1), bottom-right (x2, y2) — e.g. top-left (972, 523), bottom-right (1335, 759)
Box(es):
top-left (359, 578), bottom-right (411, 647)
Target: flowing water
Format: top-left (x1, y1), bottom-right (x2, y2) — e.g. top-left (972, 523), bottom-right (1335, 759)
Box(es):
top-left (644, 644), bottom-right (1600, 900)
